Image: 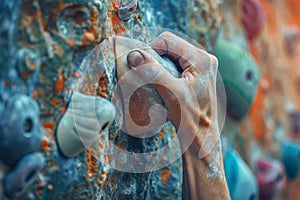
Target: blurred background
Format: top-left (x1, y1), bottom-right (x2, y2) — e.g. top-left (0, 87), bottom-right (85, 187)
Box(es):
top-left (0, 0), bottom-right (300, 199)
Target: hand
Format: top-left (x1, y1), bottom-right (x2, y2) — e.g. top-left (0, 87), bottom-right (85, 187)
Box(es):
top-left (127, 31), bottom-right (218, 157)
top-left (126, 32), bottom-right (229, 200)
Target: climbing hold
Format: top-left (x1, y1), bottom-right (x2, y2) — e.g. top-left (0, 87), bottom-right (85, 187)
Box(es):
top-left (214, 39), bottom-right (260, 121)
top-left (0, 94), bottom-right (42, 167)
top-left (255, 158), bottom-right (283, 200)
top-left (242, 0), bottom-right (266, 41)
top-left (57, 92), bottom-right (116, 157)
top-left (3, 153), bottom-right (45, 199)
top-left (281, 141), bottom-right (300, 181)
top-left (117, 0), bottom-right (137, 21)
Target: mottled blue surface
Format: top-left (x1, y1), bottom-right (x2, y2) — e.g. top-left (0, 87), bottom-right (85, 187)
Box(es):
top-left (223, 144), bottom-right (259, 200)
top-left (281, 141), bottom-right (300, 180)
top-left (141, 0), bottom-right (189, 34)
top-left (3, 153), bottom-right (45, 199)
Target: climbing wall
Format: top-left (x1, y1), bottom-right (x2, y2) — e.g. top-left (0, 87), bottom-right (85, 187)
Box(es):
top-left (0, 0), bottom-right (222, 199)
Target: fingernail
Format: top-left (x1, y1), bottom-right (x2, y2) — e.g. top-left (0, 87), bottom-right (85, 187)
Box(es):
top-left (127, 50), bottom-right (145, 67)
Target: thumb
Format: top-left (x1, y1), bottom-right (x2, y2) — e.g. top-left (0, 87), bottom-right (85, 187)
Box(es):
top-left (127, 49), bottom-right (178, 88)
top-left (127, 50), bottom-right (145, 67)
top-left (126, 49), bottom-right (191, 113)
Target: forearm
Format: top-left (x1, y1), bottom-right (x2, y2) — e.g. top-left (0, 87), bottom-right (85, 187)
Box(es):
top-left (182, 139), bottom-right (230, 200)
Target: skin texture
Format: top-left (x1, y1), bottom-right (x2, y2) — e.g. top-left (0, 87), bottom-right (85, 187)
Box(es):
top-left (115, 36), bottom-right (168, 136)
top-left (124, 32), bottom-right (230, 200)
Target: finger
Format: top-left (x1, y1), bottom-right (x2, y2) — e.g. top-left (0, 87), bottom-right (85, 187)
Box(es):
top-left (149, 31), bottom-right (198, 59)
top-left (127, 49), bottom-right (178, 87)
top-left (127, 49), bottom-right (188, 106)
top-left (150, 32), bottom-right (217, 73)
top-left (127, 50), bottom-right (145, 67)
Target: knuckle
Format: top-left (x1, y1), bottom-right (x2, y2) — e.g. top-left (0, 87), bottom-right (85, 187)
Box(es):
top-left (209, 54), bottom-right (218, 69)
top-left (196, 48), bottom-right (211, 60)
top-left (195, 49), bottom-right (211, 67)
top-left (193, 50), bottom-right (219, 72)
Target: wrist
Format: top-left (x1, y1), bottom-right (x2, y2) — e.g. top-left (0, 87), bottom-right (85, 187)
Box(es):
top-left (183, 139), bottom-right (224, 175)
top-left (182, 139), bottom-right (230, 200)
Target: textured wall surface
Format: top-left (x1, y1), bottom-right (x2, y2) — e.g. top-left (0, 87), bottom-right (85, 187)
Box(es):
top-left (0, 0), bottom-right (222, 199)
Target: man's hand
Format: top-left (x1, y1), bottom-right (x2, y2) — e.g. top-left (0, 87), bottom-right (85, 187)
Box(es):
top-left (126, 32), bottom-right (230, 200)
